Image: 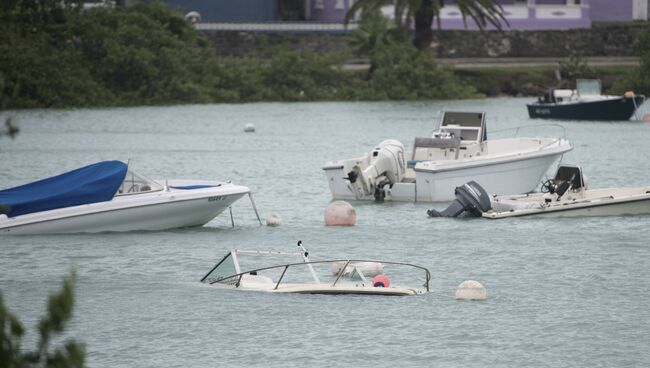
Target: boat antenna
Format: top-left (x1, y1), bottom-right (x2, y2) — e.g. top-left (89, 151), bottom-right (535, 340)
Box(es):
top-left (297, 240), bottom-right (320, 284)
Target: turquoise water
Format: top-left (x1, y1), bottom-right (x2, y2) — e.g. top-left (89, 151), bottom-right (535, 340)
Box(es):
top-left (1, 99), bottom-right (649, 367)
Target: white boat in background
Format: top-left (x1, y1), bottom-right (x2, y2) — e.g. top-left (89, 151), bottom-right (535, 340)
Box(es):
top-left (0, 161), bottom-right (260, 234)
top-left (323, 111), bottom-right (573, 202)
top-left (201, 241), bottom-right (430, 296)
top-left (427, 165), bottom-right (650, 219)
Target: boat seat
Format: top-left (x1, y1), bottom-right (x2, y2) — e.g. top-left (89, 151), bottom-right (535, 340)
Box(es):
top-left (239, 274), bottom-right (275, 289)
top-left (411, 137), bottom-right (461, 161)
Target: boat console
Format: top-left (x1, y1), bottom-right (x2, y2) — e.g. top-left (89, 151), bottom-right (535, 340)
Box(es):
top-left (541, 164), bottom-right (585, 199)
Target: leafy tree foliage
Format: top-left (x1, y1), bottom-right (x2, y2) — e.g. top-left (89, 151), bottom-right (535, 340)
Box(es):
top-left (613, 27), bottom-right (650, 96)
top-left (346, 0), bottom-right (506, 49)
top-left (0, 1), bottom-right (477, 108)
top-left (0, 271), bottom-right (84, 368)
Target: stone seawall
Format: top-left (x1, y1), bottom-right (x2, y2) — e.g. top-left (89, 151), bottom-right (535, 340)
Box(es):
top-left (199, 23), bottom-right (647, 58)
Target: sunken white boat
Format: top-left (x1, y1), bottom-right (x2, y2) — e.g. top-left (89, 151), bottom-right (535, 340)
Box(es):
top-left (0, 161), bottom-right (254, 234)
top-left (323, 111), bottom-right (572, 202)
top-left (428, 165), bottom-right (650, 219)
top-left (201, 241), bottom-right (430, 296)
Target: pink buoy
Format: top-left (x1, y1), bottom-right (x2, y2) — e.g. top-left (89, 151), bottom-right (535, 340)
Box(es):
top-left (324, 200), bottom-right (356, 226)
top-left (372, 275), bottom-right (390, 288)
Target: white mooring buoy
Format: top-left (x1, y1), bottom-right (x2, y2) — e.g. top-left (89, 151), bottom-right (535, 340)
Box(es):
top-left (324, 200), bottom-right (356, 226)
top-left (243, 123), bottom-right (256, 132)
top-left (266, 213), bottom-right (282, 227)
top-left (455, 280), bottom-right (487, 300)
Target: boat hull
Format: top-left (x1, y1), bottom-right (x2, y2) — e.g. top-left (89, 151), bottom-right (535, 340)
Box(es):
top-left (324, 151), bottom-right (564, 202)
top-left (527, 96), bottom-right (645, 120)
top-left (484, 195), bottom-right (650, 219)
top-left (0, 189), bottom-right (248, 234)
top-left (414, 151), bottom-right (564, 202)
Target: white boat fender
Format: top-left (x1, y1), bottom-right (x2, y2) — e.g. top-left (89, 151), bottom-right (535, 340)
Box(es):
top-left (330, 261), bottom-right (384, 277)
top-left (372, 275), bottom-right (390, 288)
top-left (455, 280), bottom-right (487, 300)
top-left (266, 213), bottom-right (281, 227)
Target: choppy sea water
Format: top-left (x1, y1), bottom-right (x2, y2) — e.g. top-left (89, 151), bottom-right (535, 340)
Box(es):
top-left (1, 99), bottom-right (649, 368)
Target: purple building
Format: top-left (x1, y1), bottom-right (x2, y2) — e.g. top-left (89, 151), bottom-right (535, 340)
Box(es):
top-left (305, 0), bottom-right (650, 30)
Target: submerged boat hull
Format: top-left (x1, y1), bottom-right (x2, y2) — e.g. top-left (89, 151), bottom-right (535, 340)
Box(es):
top-left (270, 284), bottom-right (422, 296)
top-left (0, 184), bottom-right (248, 234)
top-left (527, 96), bottom-right (645, 120)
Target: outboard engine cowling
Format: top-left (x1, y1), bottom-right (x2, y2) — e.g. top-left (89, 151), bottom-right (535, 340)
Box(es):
top-left (347, 139), bottom-right (406, 201)
top-left (427, 181), bottom-right (492, 218)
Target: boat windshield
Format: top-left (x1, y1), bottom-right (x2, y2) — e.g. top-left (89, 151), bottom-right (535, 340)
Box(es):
top-left (115, 169), bottom-right (162, 196)
top-left (577, 79), bottom-right (601, 96)
top-left (201, 252), bottom-right (239, 285)
top-left (435, 111), bottom-right (486, 143)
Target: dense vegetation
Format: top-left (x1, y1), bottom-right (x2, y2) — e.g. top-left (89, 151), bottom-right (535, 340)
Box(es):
top-left (1, 271), bottom-right (84, 367)
top-left (612, 27), bottom-right (650, 96)
top-left (0, 1), bottom-right (476, 109)
top-left (0, 1), bottom-right (644, 109)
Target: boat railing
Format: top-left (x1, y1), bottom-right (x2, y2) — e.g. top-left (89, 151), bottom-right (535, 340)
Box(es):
top-left (207, 259), bottom-right (431, 292)
top-left (489, 123), bottom-right (567, 140)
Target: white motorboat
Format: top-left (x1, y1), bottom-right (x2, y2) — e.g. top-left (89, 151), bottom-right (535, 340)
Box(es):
top-left (200, 241), bottom-right (430, 296)
top-left (427, 164), bottom-right (650, 219)
top-left (0, 160), bottom-right (259, 234)
top-left (323, 111), bottom-right (573, 202)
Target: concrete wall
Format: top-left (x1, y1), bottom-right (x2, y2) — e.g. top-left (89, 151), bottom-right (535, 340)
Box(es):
top-left (200, 23), bottom-right (646, 58)
top-left (165, 0), bottom-right (277, 22)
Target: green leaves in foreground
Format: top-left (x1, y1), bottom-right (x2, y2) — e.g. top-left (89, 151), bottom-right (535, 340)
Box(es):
top-left (0, 271), bottom-right (84, 368)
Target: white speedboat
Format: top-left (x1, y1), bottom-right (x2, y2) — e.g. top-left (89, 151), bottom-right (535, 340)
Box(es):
top-left (428, 165), bottom-right (650, 219)
top-left (0, 161), bottom-right (258, 234)
top-left (323, 111), bottom-right (572, 202)
top-left (200, 241), bottom-right (430, 296)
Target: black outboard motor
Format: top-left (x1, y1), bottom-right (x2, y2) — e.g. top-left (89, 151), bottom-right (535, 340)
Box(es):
top-left (427, 181), bottom-right (492, 218)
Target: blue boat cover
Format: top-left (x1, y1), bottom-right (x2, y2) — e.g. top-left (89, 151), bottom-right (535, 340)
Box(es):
top-left (0, 161), bottom-right (128, 218)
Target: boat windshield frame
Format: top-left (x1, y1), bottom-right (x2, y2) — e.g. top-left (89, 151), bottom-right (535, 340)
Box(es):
top-left (115, 169), bottom-right (163, 196)
top-left (433, 111), bottom-right (487, 144)
top-left (576, 79), bottom-right (602, 97)
top-left (200, 252), bottom-right (431, 292)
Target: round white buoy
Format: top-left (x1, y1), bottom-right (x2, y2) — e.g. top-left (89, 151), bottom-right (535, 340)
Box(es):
top-left (324, 201), bottom-right (356, 226)
top-left (266, 214), bottom-right (281, 227)
top-left (455, 280), bottom-right (487, 300)
top-left (642, 114), bottom-right (650, 122)
top-left (243, 123), bottom-right (256, 132)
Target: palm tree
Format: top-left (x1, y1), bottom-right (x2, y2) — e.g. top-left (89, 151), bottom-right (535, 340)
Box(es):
top-left (345, 0), bottom-right (507, 50)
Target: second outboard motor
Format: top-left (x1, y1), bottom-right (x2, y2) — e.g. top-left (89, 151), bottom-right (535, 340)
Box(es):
top-left (427, 181), bottom-right (492, 218)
